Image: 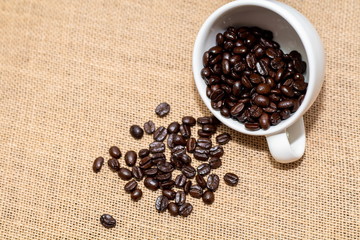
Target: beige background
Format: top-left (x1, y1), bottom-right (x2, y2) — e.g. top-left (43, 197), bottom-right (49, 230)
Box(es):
top-left (0, 0), bottom-right (359, 239)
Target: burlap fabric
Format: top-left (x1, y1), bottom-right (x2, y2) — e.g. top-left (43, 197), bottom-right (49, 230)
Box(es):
top-left (0, 0), bottom-right (359, 239)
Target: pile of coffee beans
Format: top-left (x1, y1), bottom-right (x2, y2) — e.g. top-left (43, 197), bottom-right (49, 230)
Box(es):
top-left (201, 26), bottom-right (308, 130)
top-left (93, 102), bottom-right (239, 225)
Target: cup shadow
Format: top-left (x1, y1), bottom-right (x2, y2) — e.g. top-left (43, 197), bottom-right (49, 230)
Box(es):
top-left (193, 80), bottom-right (326, 170)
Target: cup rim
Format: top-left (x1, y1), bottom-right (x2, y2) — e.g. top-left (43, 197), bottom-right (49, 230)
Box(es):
top-left (192, 0), bottom-right (317, 136)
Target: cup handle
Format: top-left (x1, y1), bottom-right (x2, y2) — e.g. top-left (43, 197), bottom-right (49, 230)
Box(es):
top-left (265, 117), bottom-right (306, 163)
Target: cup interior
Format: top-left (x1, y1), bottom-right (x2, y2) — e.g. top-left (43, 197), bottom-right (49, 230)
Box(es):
top-left (193, 3), bottom-right (310, 136)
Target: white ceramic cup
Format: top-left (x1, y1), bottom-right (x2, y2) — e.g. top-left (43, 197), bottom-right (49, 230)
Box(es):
top-left (193, 0), bottom-right (325, 163)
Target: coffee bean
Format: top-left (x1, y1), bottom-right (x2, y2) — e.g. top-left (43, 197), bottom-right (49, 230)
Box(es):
top-left (109, 146), bottom-right (121, 159)
top-left (124, 180), bottom-right (137, 193)
top-left (278, 99), bottom-right (294, 109)
top-left (189, 185), bottom-right (204, 199)
top-left (167, 133), bottom-right (175, 148)
top-left (209, 145), bottom-right (224, 158)
top-left (280, 109), bottom-right (291, 120)
top-left (198, 129), bottom-right (213, 138)
top-left (179, 124), bottom-right (191, 138)
top-left (197, 163), bottom-right (211, 176)
top-left (153, 126), bottom-right (167, 142)
top-left (230, 102), bottom-right (245, 116)
top-left (209, 46), bottom-right (223, 54)
top-left (202, 191), bottom-right (215, 204)
top-left (193, 147), bottom-right (209, 161)
top-left (270, 112), bottom-right (281, 125)
top-left (202, 124), bottom-right (217, 133)
top-left (151, 153), bottom-right (166, 164)
top-left (254, 95), bottom-right (270, 107)
top-left (216, 33), bottom-right (224, 46)
top-left (124, 151), bottom-right (137, 166)
top-left (201, 67), bottom-right (212, 79)
top-left (118, 168), bottom-right (133, 180)
top-left (162, 189), bottom-right (176, 200)
top-left (203, 51), bottom-right (210, 67)
top-left (131, 189), bottom-right (142, 201)
top-left (195, 174), bottom-right (207, 188)
top-left (259, 113), bottom-right (270, 130)
top-left (156, 172), bottom-right (172, 181)
top-left (179, 203), bottom-right (193, 217)
top-left (224, 173), bottom-right (239, 186)
top-left (246, 53), bottom-right (256, 69)
top-left (207, 174), bottom-right (220, 192)
top-left (280, 85), bottom-right (295, 97)
top-left (196, 138), bottom-right (212, 149)
top-left (143, 167), bottom-right (158, 176)
top-left (175, 191), bottom-right (186, 205)
top-left (100, 214), bottom-right (116, 228)
top-left (173, 134), bottom-right (187, 146)
top-left (209, 156), bottom-right (222, 169)
top-left (108, 158), bottom-right (120, 172)
top-left (132, 166), bottom-right (143, 181)
top-left (130, 125), bottom-right (144, 139)
top-left (167, 122), bottom-right (180, 133)
top-left (249, 105), bottom-right (263, 118)
top-left (184, 180), bottom-right (192, 194)
top-left (181, 166), bottom-right (196, 179)
top-left (179, 153), bottom-right (192, 165)
top-left (159, 180), bottom-right (175, 190)
top-left (175, 174), bottom-right (187, 188)
top-left (144, 120), bottom-right (156, 134)
top-left (139, 156), bottom-right (152, 168)
top-left (138, 149), bottom-right (150, 158)
top-left (168, 202), bottom-right (179, 216)
top-left (149, 141), bottom-right (165, 153)
top-left (155, 195), bottom-right (169, 213)
top-left (172, 146), bottom-right (186, 160)
top-left (182, 116), bottom-right (196, 126)
top-left (157, 162), bottom-right (174, 173)
top-left (186, 137), bottom-right (197, 153)
top-left (155, 102), bottom-right (170, 117)
top-left (93, 157), bottom-right (104, 173)
top-left (245, 122), bottom-right (260, 130)
top-left (216, 133), bottom-right (231, 145)
top-left (144, 177), bottom-right (159, 191)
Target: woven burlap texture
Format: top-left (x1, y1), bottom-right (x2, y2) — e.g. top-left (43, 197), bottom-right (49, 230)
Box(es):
top-left (0, 0), bottom-right (359, 239)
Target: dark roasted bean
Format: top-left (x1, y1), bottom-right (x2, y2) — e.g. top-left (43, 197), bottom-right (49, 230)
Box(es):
top-left (203, 51), bottom-right (210, 67)
top-left (249, 73), bottom-right (263, 84)
top-left (189, 185), bottom-right (204, 199)
top-left (202, 191), bottom-right (215, 204)
top-left (270, 112), bottom-right (281, 126)
top-left (130, 125), bottom-right (144, 139)
top-left (224, 173), bottom-right (239, 186)
top-left (280, 85), bottom-right (294, 97)
top-left (222, 59), bottom-right (231, 75)
top-left (144, 120), bottom-right (156, 134)
top-left (184, 180), bottom-right (192, 194)
top-left (132, 166), bottom-right (143, 181)
top-left (202, 124), bottom-right (217, 133)
top-left (216, 33), bottom-right (224, 46)
top-left (153, 126), bottom-right (167, 142)
top-left (254, 95), bottom-right (270, 107)
top-left (144, 177), bottom-right (159, 191)
top-left (100, 214), bottom-right (116, 228)
top-left (179, 153), bottom-right (192, 165)
top-left (151, 153), bottom-right (166, 164)
top-left (159, 180), bottom-right (175, 190)
top-left (156, 172), bottom-right (172, 181)
top-left (280, 109), bottom-right (291, 120)
top-left (167, 133), bottom-right (175, 148)
top-left (182, 116), bottom-right (196, 126)
top-left (124, 151), bottom-right (137, 166)
top-left (216, 133), bottom-right (231, 145)
top-left (175, 191), bottom-right (186, 205)
top-left (179, 203), bottom-right (193, 217)
top-left (196, 174), bottom-right (207, 188)
top-left (162, 189), bottom-right (176, 200)
top-left (118, 168), bottom-right (133, 180)
top-left (197, 117), bottom-right (212, 125)
top-left (155, 195), bottom-right (169, 213)
top-left (124, 180), bottom-right (137, 193)
top-left (198, 129), bottom-right (213, 138)
top-left (245, 122), bottom-right (260, 130)
top-left (197, 163), bottom-right (211, 176)
top-left (209, 156), bottom-right (222, 169)
top-left (93, 157), bottom-right (104, 173)
top-left (138, 149), bottom-right (150, 158)
top-left (155, 102), bottom-right (170, 117)
top-left (175, 174), bottom-right (187, 188)
top-left (193, 147), bottom-right (209, 161)
top-left (181, 166), bottom-right (196, 179)
top-left (149, 141), bottom-right (165, 153)
top-left (157, 162), bottom-right (174, 173)
top-left (109, 146), bottom-right (121, 159)
top-left (167, 121), bottom-right (180, 133)
top-left (209, 145), bottom-right (224, 158)
top-left (246, 53), bottom-right (256, 69)
top-left (131, 189), bottom-right (142, 201)
top-left (168, 202), bottom-right (179, 216)
top-left (209, 46), bottom-right (223, 54)
top-left (259, 113), bottom-right (270, 130)
top-left (256, 83), bottom-right (271, 95)
top-left (278, 99), bottom-right (294, 109)
top-left (108, 158), bottom-right (120, 172)
top-left (197, 138), bottom-right (212, 149)
top-left (230, 102), bottom-right (245, 116)
top-left (207, 174), bottom-right (220, 192)
top-left (186, 137), bottom-right (197, 153)
top-left (173, 134), bottom-right (187, 146)
top-left (179, 124), bottom-right (191, 139)
top-left (143, 167), bottom-right (158, 176)
top-left (249, 105), bottom-right (263, 118)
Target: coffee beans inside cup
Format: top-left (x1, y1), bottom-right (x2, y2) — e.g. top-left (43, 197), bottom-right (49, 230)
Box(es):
top-left (93, 102), bottom-right (239, 226)
top-left (201, 26), bottom-right (308, 130)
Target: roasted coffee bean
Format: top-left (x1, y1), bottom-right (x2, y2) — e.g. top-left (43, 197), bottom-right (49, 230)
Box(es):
top-left (162, 189), bottom-right (176, 200)
top-left (256, 60), bottom-right (269, 76)
top-left (198, 129), bottom-right (213, 138)
top-left (143, 167), bottom-right (158, 176)
top-left (179, 124), bottom-right (191, 139)
top-left (186, 137), bottom-right (197, 153)
top-left (139, 156), bottom-right (152, 168)
top-left (132, 166), bottom-right (143, 181)
top-left (181, 166), bottom-right (196, 179)
top-left (224, 173), bottom-right (239, 186)
top-left (149, 141), bottom-right (165, 153)
top-left (254, 95), bottom-right (270, 107)
top-left (259, 113), bottom-right (270, 130)
top-left (278, 99), bottom-right (294, 109)
top-left (93, 157), bottom-right (104, 173)
top-left (292, 99), bottom-right (300, 112)
top-left (175, 174), bottom-right (187, 188)
top-left (144, 177), bottom-right (159, 191)
top-left (207, 174), bottom-right (220, 192)
top-left (216, 133), bottom-right (231, 145)
top-left (109, 146), bottom-right (121, 159)
top-left (249, 105), bottom-right (263, 118)
top-left (280, 109), bottom-right (291, 120)
top-left (222, 59), bottom-right (231, 74)
top-left (138, 149), bottom-right (150, 158)
top-left (143, 120), bottom-right (156, 134)
top-left (100, 214), bottom-right (116, 228)
top-left (193, 147), bottom-right (209, 161)
top-left (167, 133), bottom-right (175, 148)
top-left (108, 158), bottom-right (120, 172)
top-left (157, 162), bottom-right (174, 173)
top-left (151, 153), bottom-right (166, 164)
top-left (124, 180), bottom-right (137, 193)
top-left (202, 124), bottom-right (217, 133)
top-left (153, 126), bottom-right (167, 142)
top-left (168, 202), bottom-right (179, 216)
top-left (172, 146), bottom-right (186, 160)
top-left (118, 168), bottom-right (133, 180)
top-left (209, 156), bottom-right (222, 169)
top-left (173, 134), bottom-right (187, 146)
top-left (216, 33), bottom-right (224, 46)
top-left (179, 203), bottom-right (193, 217)
top-left (195, 174), bottom-right (207, 188)
top-left (189, 185), bottom-right (204, 199)
top-left (230, 102), bottom-right (245, 116)
top-left (249, 73), bottom-right (263, 84)
top-left (155, 195), bottom-right (169, 213)
top-left (256, 83), bottom-right (271, 95)
top-left (245, 122), bottom-right (260, 130)
top-left (241, 75), bottom-right (253, 88)
top-left (131, 189), bottom-right (142, 201)
top-left (159, 180), bottom-right (175, 190)
top-left (203, 51), bottom-right (210, 67)
top-left (156, 172), bottom-right (172, 181)
top-left (209, 145), bottom-right (224, 157)
top-left (209, 54), bottom-right (222, 65)
top-left (167, 122), bottom-right (180, 134)
top-left (280, 85), bottom-right (294, 97)
top-left (197, 163), bottom-right (211, 176)
top-left (175, 191), bottom-right (186, 205)
top-left (182, 116), bottom-right (196, 126)
top-left (130, 125), bottom-right (144, 139)
top-left (197, 117), bottom-right (212, 125)
top-left (179, 153), bottom-right (192, 165)
top-left (155, 102), bottom-right (170, 117)
top-left (220, 107), bottom-right (230, 118)
top-left (246, 53), bottom-right (256, 69)
top-left (184, 180), bottom-right (192, 194)
top-left (202, 191), bottom-right (215, 204)
top-left (124, 151), bottom-right (137, 166)
top-left (270, 112), bottom-right (281, 125)
top-left (209, 46), bottom-right (223, 54)
top-left (197, 138), bottom-right (212, 149)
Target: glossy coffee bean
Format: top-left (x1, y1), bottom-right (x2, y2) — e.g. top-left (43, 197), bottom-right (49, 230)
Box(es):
top-left (131, 189), bottom-right (142, 201)
top-left (155, 102), bottom-right (170, 117)
top-left (189, 185), bottom-right (203, 199)
top-left (153, 126), bottom-right (167, 142)
top-left (181, 166), bottom-right (196, 179)
top-left (179, 203), bottom-right (193, 217)
top-left (130, 125), bottom-right (144, 139)
top-left (175, 191), bottom-right (186, 206)
top-left (144, 177), bottom-right (159, 191)
top-left (175, 174), bottom-right (187, 188)
top-left (149, 141), bottom-right (165, 153)
top-left (245, 122), bottom-right (260, 130)
top-left (207, 174), bottom-right (220, 192)
top-left (155, 195), bottom-right (169, 213)
top-left (167, 122), bottom-right (180, 133)
top-left (124, 151), bottom-right (137, 166)
top-left (197, 138), bottom-right (212, 149)
top-left (195, 174), bottom-right (207, 188)
top-left (197, 163), bottom-right (211, 176)
top-left (179, 124), bottom-right (191, 139)
top-left (138, 149), bottom-right (150, 158)
top-left (118, 168), bottom-right (133, 180)
top-left (162, 189), bottom-right (176, 200)
top-left (224, 173), bottom-right (239, 186)
top-left (209, 145), bottom-right (224, 158)
top-left (168, 202), bottom-right (179, 216)
top-left (182, 116), bottom-right (196, 126)
top-left (109, 146), bottom-right (121, 159)
top-left (93, 157), bottom-right (104, 173)
top-left (100, 214), bottom-right (116, 228)
top-left (132, 166), bottom-right (143, 181)
top-left (202, 191), bottom-right (215, 204)
top-left (124, 180), bottom-right (137, 193)
top-left (143, 120), bottom-right (155, 134)
top-left (209, 157), bottom-right (222, 169)
top-left (193, 147), bottom-right (209, 161)
top-left (216, 133), bottom-right (231, 145)
top-left (259, 113), bottom-right (270, 130)
top-left (183, 180), bottom-right (192, 195)
top-left (108, 158), bottom-right (120, 172)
